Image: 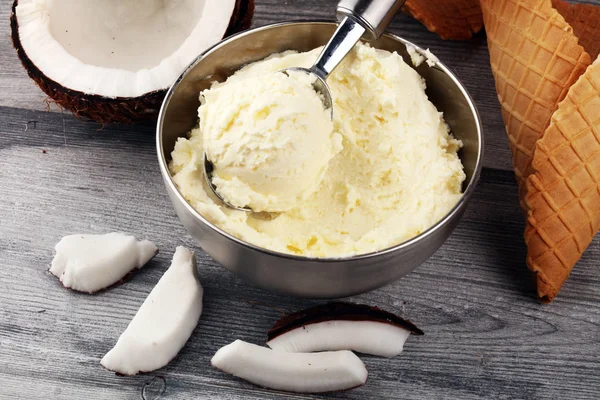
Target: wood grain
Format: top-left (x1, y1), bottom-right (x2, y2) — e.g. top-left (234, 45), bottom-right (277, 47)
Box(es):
top-left (1, 1), bottom-right (599, 399)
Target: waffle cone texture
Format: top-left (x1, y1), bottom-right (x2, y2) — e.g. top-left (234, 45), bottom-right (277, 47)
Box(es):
top-left (403, 0), bottom-right (484, 39)
top-left (552, 0), bottom-right (600, 60)
top-left (524, 58), bottom-right (600, 302)
top-left (482, 0), bottom-right (600, 302)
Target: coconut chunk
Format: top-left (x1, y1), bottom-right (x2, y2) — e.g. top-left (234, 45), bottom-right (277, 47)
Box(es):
top-left (49, 232), bottom-right (158, 293)
top-left (101, 246), bottom-right (203, 375)
top-left (211, 340), bottom-right (368, 393)
top-left (267, 302), bottom-right (423, 358)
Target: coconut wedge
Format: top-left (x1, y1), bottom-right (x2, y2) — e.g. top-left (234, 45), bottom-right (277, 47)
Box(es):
top-left (211, 340), bottom-right (368, 393)
top-left (101, 246), bottom-right (203, 375)
top-left (49, 232), bottom-right (158, 293)
top-left (267, 302), bottom-right (424, 358)
top-left (10, 0), bottom-right (254, 123)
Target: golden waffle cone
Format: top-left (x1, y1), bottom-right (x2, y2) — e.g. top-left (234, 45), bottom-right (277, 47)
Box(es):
top-left (481, 0), bottom-right (591, 208)
top-left (524, 57), bottom-right (600, 302)
top-left (482, 0), bottom-right (600, 302)
top-left (403, 0), bottom-right (484, 40)
top-left (552, 0), bottom-right (600, 60)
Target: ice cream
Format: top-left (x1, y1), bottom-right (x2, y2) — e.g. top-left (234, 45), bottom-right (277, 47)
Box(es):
top-left (200, 71), bottom-right (341, 212)
top-left (170, 42), bottom-right (465, 257)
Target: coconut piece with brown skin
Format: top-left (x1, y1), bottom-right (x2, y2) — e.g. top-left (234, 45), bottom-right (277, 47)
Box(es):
top-left (49, 233), bottom-right (158, 294)
top-left (267, 302), bottom-right (424, 358)
top-left (10, 0), bottom-right (254, 124)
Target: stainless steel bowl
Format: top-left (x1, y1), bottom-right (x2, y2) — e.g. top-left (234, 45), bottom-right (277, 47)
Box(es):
top-left (157, 21), bottom-right (484, 298)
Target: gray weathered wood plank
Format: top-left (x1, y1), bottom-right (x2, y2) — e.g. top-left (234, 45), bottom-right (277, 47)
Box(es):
top-left (1, 0), bottom-right (600, 399)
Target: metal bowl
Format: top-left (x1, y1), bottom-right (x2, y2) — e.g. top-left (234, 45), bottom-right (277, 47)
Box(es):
top-left (156, 21), bottom-right (484, 298)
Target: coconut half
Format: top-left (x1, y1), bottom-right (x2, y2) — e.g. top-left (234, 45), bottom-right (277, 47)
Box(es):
top-left (10, 0), bottom-right (254, 123)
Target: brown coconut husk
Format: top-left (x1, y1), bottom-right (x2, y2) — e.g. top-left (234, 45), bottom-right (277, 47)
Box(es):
top-left (10, 0), bottom-right (254, 124)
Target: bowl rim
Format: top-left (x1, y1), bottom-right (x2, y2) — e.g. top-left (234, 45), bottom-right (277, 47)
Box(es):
top-left (157, 20), bottom-right (485, 263)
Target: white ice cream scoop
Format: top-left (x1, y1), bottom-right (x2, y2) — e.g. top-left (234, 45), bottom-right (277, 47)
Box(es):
top-left (204, 0), bottom-right (407, 212)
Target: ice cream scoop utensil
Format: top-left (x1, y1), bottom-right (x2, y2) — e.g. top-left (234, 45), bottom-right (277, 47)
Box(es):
top-left (205, 0), bottom-right (406, 211)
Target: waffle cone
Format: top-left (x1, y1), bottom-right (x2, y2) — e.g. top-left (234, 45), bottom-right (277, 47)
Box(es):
top-left (524, 57), bottom-right (600, 302)
top-left (482, 0), bottom-right (600, 302)
top-left (481, 0), bottom-right (591, 207)
top-left (552, 0), bottom-right (600, 60)
top-left (403, 0), bottom-right (484, 40)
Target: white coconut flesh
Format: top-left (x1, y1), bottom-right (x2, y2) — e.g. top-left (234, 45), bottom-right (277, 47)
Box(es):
top-left (211, 340), bottom-right (368, 393)
top-left (49, 232), bottom-right (158, 293)
top-left (101, 246), bottom-right (203, 375)
top-left (16, 0), bottom-right (237, 98)
top-left (267, 320), bottom-right (412, 358)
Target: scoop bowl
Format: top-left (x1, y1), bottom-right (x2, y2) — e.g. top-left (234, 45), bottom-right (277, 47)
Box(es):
top-left (156, 21), bottom-right (484, 298)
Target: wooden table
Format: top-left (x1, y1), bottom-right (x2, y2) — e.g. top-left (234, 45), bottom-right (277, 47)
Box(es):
top-left (1, 1), bottom-right (599, 399)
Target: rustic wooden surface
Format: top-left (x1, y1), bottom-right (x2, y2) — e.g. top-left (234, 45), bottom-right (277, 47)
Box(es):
top-left (1, 1), bottom-right (599, 399)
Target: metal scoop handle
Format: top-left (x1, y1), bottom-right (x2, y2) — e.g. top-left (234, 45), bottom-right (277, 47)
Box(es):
top-left (337, 0), bottom-right (407, 40)
top-left (311, 0), bottom-right (406, 80)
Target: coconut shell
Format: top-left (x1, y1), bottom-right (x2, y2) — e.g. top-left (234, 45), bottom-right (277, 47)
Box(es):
top-left (268, 302), bottom-right (424, 341)
top-left (10, 0), bottom-right (255, 124)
